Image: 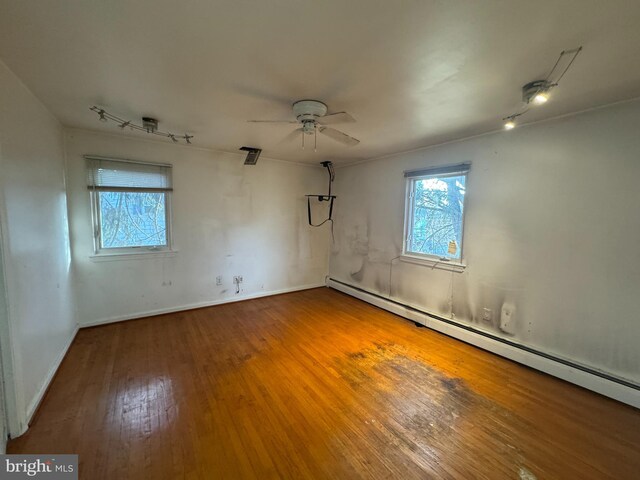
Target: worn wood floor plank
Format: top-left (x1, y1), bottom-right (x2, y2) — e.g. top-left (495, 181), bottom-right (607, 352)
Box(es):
top-left (8, 287), bottom-right (640, 479)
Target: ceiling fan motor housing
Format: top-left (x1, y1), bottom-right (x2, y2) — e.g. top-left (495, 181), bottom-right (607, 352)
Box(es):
top-left (293, 100), bottom-right (327, 123)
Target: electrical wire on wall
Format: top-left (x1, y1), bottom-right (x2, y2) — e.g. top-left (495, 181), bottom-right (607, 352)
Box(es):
top-left (387, 254), bottom-right (453, 330)
top-left (387, 252), bottom-right (458, 322)
top-left (306, 161), bottom-right (337, 242)
top-left (388, 255), bottom-right (403, 298)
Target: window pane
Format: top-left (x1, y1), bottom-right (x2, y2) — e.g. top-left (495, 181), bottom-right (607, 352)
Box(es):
top-left (409, 174), bottom-right (466, 259)
top-left (98, 191), bottom-right (167, 248)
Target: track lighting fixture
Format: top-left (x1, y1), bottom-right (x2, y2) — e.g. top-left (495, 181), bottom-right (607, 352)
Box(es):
top-left (90, 106), bottom-right (194, 144)
top-left (142, 116), bottom-right (158, 133)
top-left (502, 47), bottom-right (582, 130)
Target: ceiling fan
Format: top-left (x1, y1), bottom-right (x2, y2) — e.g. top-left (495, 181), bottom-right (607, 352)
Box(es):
top-left (248, 100), bottom-right (360, 150)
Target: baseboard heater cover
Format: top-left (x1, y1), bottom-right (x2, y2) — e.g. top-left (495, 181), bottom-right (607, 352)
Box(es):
top-left (326, 277), bottom-right (640, 409)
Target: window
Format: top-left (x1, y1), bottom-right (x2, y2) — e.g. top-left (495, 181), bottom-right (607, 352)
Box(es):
top-left (404, 163), bottom-right (469, 262)
top-left (86, 156), bottom-right (173, 255)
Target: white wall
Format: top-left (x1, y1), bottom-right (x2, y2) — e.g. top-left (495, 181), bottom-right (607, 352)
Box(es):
top-left (0, 60), bottom-right (77, 435)
top-left (329, 99), bottom-right (640, 386)
top-left (65, 129), bottom-right (331, 326)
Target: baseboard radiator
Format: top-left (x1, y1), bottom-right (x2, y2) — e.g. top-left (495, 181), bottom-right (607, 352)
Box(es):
top-left (327, 277), bottom-right (640, 409)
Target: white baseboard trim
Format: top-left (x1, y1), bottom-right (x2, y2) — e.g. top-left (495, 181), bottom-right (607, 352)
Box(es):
top-left (81, 283), bottom-right (326, 328)
top-left (328, 278), bottom-right (640, 409)
top-left (23, 324), bottom-right (80, 432)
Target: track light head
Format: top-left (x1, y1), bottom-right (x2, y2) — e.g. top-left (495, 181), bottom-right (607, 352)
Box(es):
top-left (533, 92), bottom-right (549, 104)
top-left (522, 80), bottom-right (553, 105)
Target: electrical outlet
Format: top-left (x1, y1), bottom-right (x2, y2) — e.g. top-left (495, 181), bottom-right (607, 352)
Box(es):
top-left (216, 276), bottom-right (223, 286)
top-left (233, 275), bottom-right (243, 295)
top-left (482, 308), bottom-right (492, 323)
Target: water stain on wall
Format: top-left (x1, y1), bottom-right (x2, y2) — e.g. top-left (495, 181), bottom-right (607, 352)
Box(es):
top-left (350, 258), bottom-right (366, 282)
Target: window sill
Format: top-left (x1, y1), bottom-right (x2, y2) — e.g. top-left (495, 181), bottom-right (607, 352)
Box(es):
top-left (89, 250), bottom-right (178, 262)
top-left (399, 254), bottom-right (466, 273)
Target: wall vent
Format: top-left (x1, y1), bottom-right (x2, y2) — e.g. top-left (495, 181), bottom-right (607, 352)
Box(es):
top-left (240, 146), bottom-right (262, 165)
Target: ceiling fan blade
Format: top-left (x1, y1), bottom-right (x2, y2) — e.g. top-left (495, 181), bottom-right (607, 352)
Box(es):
top-left (319, 127), bottom-right (360, 146)
top-left (247, 120), bottom-right (298, 124)
top-left (317, 112), bottom-right (356, 125)
top-left (279, 128), bottom-right (303, 144)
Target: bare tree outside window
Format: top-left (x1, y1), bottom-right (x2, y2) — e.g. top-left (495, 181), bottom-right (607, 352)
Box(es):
top-left (407, 174), bottom-right (466, 260)
top-left (87, 157), bottom-right (172, 254)
top-left (98, 192), bottom-right (167, 248)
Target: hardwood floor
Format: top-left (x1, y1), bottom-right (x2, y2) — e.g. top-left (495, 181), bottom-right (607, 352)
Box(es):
top-left (8, 287), bottom-right (640, 479)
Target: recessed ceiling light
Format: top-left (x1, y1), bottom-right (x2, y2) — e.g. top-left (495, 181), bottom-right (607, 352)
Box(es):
top-left (504, 120), bottom-right (516, 130)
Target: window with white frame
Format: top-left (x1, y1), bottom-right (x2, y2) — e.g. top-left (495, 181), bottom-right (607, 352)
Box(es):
top-left (86, 156), bottom-right (173, 254)
top-left (403, 163), bottom-right (469, 262)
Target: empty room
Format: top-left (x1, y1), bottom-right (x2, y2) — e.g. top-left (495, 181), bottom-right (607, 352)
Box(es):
top-left (0, 0), bottom-right (639, 478)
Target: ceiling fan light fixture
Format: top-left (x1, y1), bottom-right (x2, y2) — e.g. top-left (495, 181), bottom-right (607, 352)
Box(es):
top-left (302, 121), bottom-right (316, 135)
top-left (247, 99), bottom-right (360, 150)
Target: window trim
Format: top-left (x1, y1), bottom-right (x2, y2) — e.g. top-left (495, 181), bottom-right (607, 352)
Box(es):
top-left (86, 155), bottom-right (174, 256)
top-left (401, 166), bottom-right (469, 270)
top-left (89, 249), bottom-right (178, 262)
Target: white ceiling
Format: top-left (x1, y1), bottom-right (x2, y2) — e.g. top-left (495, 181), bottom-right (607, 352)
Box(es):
top-left (1, 0), bottom-right (640, 165)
